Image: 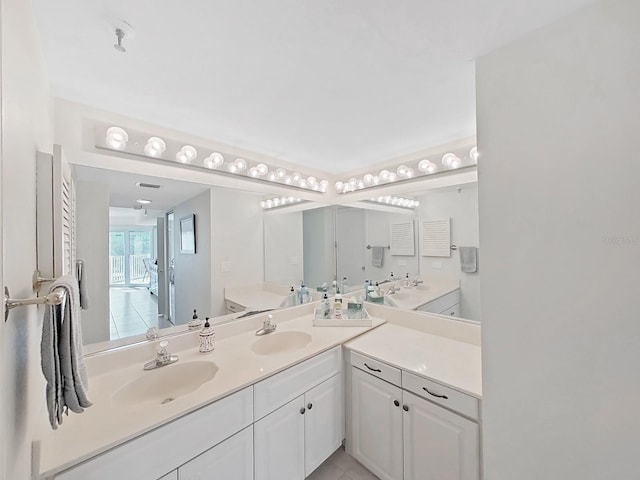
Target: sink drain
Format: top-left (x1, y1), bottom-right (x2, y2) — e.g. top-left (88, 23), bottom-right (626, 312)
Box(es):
top-left (161, 397), bottom-right (174, 405)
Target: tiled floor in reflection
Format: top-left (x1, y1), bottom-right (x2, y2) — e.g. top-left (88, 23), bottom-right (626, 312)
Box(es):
top-left (110, 287), bottom-right (171, 340)
top-left (307, 447), bottom-right (379, 480)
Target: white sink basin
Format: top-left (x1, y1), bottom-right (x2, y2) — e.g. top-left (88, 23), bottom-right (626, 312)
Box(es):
top-left (112, 361), bottom-right (218, 408)
top-left (385, 287), bottom-right (430, 308)
top-left (251, 331), bottom-right (312, 355)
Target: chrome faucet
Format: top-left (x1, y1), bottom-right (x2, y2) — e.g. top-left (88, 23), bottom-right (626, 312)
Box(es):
top-left (144, 340), bottom-right (179, 370)
top-left (255, 314), bottom-right (277, 336)
top-left (386, 285), bottom-right (399, 295)
top-left (411, 278), bottom-right (424, 287)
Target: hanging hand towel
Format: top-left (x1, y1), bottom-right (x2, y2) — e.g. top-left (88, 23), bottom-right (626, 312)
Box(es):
top-left (41, 275), bottom-right (92, 429)
top-left (371, 246), bottom-right (385, 268)
top-left (459, 246), bottom-right (478, 273)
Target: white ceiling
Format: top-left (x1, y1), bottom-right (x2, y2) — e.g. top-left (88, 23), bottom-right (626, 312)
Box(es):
top-left (34, 0), bottom-right (597, 174)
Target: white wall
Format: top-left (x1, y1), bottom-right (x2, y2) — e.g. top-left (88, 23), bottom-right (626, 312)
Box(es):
top-left (416, 183), bottom-right (480, 320)
top-left (75, 181), bottom-right (110, 344)
top-left (172, 189), bottom-right (212, 324)
top-left (210, 187), bottom-right (264, 315)
top-left (364, 209), bottom-right (420, 284)
top-left (0, 0), bottom-right (53, 478)
top-left (477, 1), bottom-right (640, 478)
top-left (264, 211), bottom-right (304, 286)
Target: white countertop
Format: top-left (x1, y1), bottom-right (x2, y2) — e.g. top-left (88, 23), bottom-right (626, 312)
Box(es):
top-left (38, 314), bottom-right (385, 478)
top-left (383, 279), bottom-right (460, 310)
top-left (344, 323), bottom-right (482, 398)
top-left (224, 288), bottom-right (286, 310)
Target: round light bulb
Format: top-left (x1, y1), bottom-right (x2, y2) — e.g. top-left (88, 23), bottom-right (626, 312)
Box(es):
top-left (144, 137), bottom-right (166, 157)
top-left (291, 172), bottom-right (301, 183)
top-left (106, 126), bottom-right (128, 150)
top-left (363, 174), bottom-right (374, 185)
top-left (379, 170), bottom-right (391, 182)
top-left (397, 165), bottom-right (409, 177)
top-left (388, 172), bottom-right (397, 182)
top-left (248, 167), bottom-right (260, 178)
top-left (266, 199), bottom-right (273, 208)
top-left (418, 159), bottom-right (435, 173)
top-left (469, 146), bottom-right (479, 163)
top-left (180, 145), bottom-right (197, 162)
top-left (234, 158), bottom-right (247, 171)
top-left (285, 176), bottom-right (293, 185)
top-left (176, 151), bottom-right (189, 163)
top-left (307, 176), bottom-right (317, 187)
top-left (275, 168), bottom-right (287, 179)
top-left (256, 163), bottom-right (268, 176)
top-left (405, 167), bottom-right (414, 178)
top-left (267, 171), bottom-right (277, 181)
top-left (335, 181), bottom-right (344, 192)
top-left (260, 201), bottom-right (267, 208)
top-left (273, 198), bottom-right (281, 206)
top-left (299, 179), bottom-right (308, 188)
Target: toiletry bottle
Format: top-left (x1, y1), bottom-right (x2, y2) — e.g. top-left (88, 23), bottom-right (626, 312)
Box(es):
top-left (322, 293), bottom-right (331, 319)
top-left (375, 281), bottom-right (380, 295)
top-left (289, 286), bottom-right (297, 306)
top-left (332, 279), bottom-right (338, 295)
top-left (298, 282), bottom-right (308, 304)
top-left (188, 309), bottom-right (203, 330)
top-left (364, 279), bottom-right (370, 300)
top-left (390, 272), bottom-right (395, 285)
top-left (333, 294), bottom-right (343, 319)
top-left (341, 276), bottom-right (348, 295)
top-left (405, 273), bottom-right (410, 288)
top-left (199, 318), bottom-right (215, 354)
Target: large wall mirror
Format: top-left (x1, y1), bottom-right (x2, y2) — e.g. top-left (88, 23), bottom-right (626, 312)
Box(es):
top-left (72, 162), bottom-right (479, 352)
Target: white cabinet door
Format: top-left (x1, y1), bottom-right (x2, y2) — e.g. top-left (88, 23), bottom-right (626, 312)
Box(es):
top-left (403, 391), bottom-right (479, 480)
top-left (304, 373), bottom-right (343, 477)
top-left (254, 395), bottom-right (305, 480)
top-left (158, 471), bottom-right (177, 480)
top-left (179, 426), bottom-right (253, 480)
top-left (439, 303), bottom-right (460, 318)
top-left (351, 367), bottom-right (403, 480)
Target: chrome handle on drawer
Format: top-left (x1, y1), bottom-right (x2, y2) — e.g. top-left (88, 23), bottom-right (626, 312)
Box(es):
top-left (423, 386), bottom-right (448, 399)
top-left (364, 363), bottom-right (382, 373)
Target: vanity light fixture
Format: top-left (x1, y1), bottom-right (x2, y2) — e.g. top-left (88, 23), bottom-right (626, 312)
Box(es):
top-left (260, 196), bottom-right (303, 210)
top-left (105, 126), bottom-right (128, 150)
top-left (144, 137), bottom-right (166, 157)
top-left (136, 199), bottom-right (152, 204)
top-left (176, 145), bottom-right (197, 164)
top-left (334, 145), bottom-right (477, 194)
top-left (370, 196), bottom-right (420, 209)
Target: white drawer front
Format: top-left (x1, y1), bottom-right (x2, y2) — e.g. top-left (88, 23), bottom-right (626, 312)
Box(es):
top-left (254, 346), bottom-right (342, 420)
top-left (402, 371), bottom-right (478, 420)
top-left (418, 289), bottom-right (460, 314)
top-left (350, 351), bottom-right (401, 387)
top-left (55, 387), bottom-right (253, 480)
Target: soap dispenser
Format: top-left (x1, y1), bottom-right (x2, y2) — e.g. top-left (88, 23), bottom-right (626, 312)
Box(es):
top-left (188, 309), bottom-right (204, 330)
top-left (288, 286), bottom-right (297, 306)
top-left (199, 317), bottom-right (215, 354)
top-left (404, 273), bottom-right (410, 288)
top-left (321, 292), bottom-right (331, 319)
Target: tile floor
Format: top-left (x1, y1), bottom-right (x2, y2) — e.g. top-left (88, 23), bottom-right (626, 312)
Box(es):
top-left (109, 287), bottom-right (172, 340)
top-left (307, 447), bottom-right (379, 480)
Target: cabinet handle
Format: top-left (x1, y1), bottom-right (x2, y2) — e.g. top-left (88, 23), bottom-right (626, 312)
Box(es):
top-left (393, 400), bottom-right (400, 407)
top-left (423, 387), bottom-right (448, 399)
top-left (402, 405), bottom-right (409, 412)
top-left (364, 363), bottom-right (382, 373)
top-left (300, 407), bottom-right (306, 414)
top-left (307, 403), bottom-right (313, 410)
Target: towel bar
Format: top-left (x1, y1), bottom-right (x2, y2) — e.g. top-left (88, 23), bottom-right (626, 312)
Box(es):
top-left (366, 245), bottom-right (390, 250)
top-left (4, 286), bottom-right (64, 322)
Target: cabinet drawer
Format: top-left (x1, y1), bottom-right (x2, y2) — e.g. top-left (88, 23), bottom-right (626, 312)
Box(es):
top-left (225, 299), bottom-right (244, 314)
top-left (350, 351), bottom-right (401, 387)
top-left (254, 346), bottom-right (342, 420)
top-left (402, 371), bottom-right (478, 420)
top-left (55, 387), bottom-right (253, 480)
top-left (418, 289), bottom-right (460, 314)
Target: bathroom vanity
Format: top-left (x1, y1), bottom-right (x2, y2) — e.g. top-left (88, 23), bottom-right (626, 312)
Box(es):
top-left (36, 303), bottom-right (481, 480)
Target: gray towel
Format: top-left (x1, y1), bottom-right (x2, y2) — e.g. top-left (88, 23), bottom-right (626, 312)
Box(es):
top-left (76, 259), bottom-right (89, 310)
top-left (459, 246), bottom-right (478, 273)
top-left (371, 246), bottom-right (385, 268)
top-left (41, 275), bottom-right (92, 430)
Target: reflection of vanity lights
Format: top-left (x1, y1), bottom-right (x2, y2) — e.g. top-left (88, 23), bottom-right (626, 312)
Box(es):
top-left (105, 126), bottom-right (128, 150)
top-left (335, 145), bottom-right (478, 194)
top-left (136, 199), bottom-right (152, 204)
top-left (100, 125), bottom-right (330, 192)
top-left (260, 196), bottom-right (302, 209)
top-left (370, 196), bottom-right (420, 209)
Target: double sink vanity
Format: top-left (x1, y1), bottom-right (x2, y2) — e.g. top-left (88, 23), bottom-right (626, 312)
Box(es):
top-left (37, 301), bottom-right (481, 480)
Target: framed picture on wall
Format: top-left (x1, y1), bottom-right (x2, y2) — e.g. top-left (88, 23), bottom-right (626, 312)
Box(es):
top-left (180, 214), bottom-right (196, 254)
